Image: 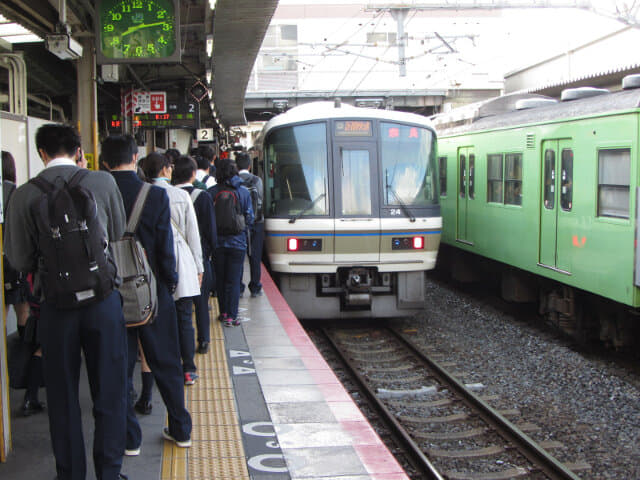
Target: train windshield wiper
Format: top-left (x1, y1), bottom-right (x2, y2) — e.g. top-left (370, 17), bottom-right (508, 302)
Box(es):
top-left (289, 193), bottom-right (326, 224)
top-left (385, 173), bottom-right (416, 222)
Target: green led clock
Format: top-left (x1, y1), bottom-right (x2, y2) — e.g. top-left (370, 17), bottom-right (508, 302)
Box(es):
top-left (96, 0), bottom-right (181, 64)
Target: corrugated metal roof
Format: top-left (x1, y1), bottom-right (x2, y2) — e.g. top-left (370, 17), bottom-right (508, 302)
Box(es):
top-left (212, 0), bottom-right (279, 127)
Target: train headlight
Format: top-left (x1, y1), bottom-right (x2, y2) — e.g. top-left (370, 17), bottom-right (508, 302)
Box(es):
top-left (287, 238), bottom-right (322, 251)
top-left (413, 236), bottom-right (424, 249)
top-left (287, 238), bottom-right (299, 251)
top-left (392, 236), bottom-right (424, 250)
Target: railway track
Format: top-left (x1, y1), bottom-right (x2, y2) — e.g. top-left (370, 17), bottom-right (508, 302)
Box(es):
top-left (321, 326), bottom-right (591, 480)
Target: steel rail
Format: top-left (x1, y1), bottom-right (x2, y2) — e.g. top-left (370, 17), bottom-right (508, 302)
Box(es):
top-left (389, 327), bottom-right (581, 480)
top-left (322, 329), bottom-right (445, 480)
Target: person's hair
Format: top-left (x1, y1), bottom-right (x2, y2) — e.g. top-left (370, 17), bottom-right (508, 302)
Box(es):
top-left (215, 157), bottom-right (238, 184)
top-left (165, 148), bottom-right (181, 163)
top-left (2, 151), bottom-right (16, 183)
top-left (171, 155), bottom-right (197, 185)
top-left (35, 124), bottom-right (81, 159)
top-left (235, 152), bottom-right (251, 171)
top-left (141, 152), bottom-right (172, 181)
top-left (199, 145), bottom-right (215, 162)
top-left (194, 152), bottom-right (209, 170)
top-left (100, 135), bottom-right (138, 169)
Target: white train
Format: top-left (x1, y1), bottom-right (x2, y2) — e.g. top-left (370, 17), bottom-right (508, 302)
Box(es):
top-left (257, 101), bottom-right (442, 319)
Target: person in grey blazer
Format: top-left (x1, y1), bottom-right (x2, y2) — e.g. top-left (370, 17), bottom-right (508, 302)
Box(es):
top-left (4, 124), bottom-right (129, 480)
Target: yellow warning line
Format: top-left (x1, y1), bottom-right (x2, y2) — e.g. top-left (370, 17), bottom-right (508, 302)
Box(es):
top-left (161, 299), bottom-right (250, 480)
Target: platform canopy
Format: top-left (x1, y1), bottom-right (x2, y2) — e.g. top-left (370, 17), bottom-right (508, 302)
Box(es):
top-left (211, 0), bottom-right (279, 127)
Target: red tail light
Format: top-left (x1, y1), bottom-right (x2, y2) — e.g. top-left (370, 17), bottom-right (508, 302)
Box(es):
top-left (287, 238), bottom-right (299, 251)
top-left (412, 236), bottom-right (424, 249)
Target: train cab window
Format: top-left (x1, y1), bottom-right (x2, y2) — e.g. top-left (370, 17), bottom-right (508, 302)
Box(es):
top-left (468, 154), bottom-right (475, 199)
top-left (438, 156), bottom-right (447, 197)
top-left (598, 148), bottom-right (630, 219)
top-left (561, 149), bottom-right (573, 211)
top-left (342, 149), bottom-right (371, 215)
top-left (487, 154), bottom-right (503, 203)
top-left (380, 122), bottom-right (437, 206)
top-left (504, 153), bottom-right (522, 206)
top-left (459, 154), bottom-right (466, 198)
top-left (544, 149), bottom-right (555, 209)
top-left (264, 122), bottom-right (329, 217)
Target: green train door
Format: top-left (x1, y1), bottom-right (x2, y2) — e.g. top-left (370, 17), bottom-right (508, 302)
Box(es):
top-left (456, 147), bottom-right (475, 244)
top-left (539, 139), bottom-right (573, 273)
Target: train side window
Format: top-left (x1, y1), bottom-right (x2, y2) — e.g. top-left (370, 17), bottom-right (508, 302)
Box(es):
top-left (469, 154), bottom-right (475, 199)
top-left (438, 156), bottom-right (447, 197)
top-left (505, 153), bottom-right (522, 206)
top-left (598, 148), bottom-right (630, 219)
top-left (544, 149), bottom-right (555, 209)
top-left (487, 154), bottom-right (503, 203)
top-left (560, 149), bottom-right (573, 211)
top-left (459, 154), bottom-right (466, 198)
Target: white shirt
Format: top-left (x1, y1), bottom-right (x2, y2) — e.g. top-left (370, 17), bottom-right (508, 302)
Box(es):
top-left (195, 169), bottom-right (216, 188)
top-left (45, 157), bottom-right (76, 169)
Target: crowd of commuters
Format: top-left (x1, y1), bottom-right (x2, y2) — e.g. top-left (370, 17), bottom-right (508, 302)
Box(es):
top-left (2, 124), bottom-right (262, 480)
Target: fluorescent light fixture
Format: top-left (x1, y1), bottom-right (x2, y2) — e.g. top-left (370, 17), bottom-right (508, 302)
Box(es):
top-left (209, 0), bottom-right (217, 10)
top-left (206, 69), bottom-right (211, 84)
top-left (206, 35), bottom-right (213, 57)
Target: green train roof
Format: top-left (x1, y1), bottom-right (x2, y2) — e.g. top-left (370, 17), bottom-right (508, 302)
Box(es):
top-left (435, 88), bottom-right (640, 136)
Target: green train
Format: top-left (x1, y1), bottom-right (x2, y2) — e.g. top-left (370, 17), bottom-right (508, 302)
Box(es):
top-left (435, 76), bottom-right (640, 348)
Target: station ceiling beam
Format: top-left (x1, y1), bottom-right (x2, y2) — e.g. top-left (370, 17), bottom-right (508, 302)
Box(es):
top-left (0, 0), bottom-right (58, 38)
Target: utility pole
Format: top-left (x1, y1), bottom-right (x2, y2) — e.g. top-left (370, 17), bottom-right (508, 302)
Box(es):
top-left (390, 8), bottom-right (408, 77)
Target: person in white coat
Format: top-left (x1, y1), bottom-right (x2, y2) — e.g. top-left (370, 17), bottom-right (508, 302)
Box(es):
top-left (141, 152), bottom-right (203, 385)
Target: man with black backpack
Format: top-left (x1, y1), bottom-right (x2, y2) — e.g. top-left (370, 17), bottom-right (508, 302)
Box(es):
top-left (4, 124), bottom-right (129, 480)
top-left (236, 152), bottom-right (265, 297)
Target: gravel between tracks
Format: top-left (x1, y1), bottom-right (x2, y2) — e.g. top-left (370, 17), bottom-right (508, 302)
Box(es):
top-left (394, 275), bottom-right (640, 480)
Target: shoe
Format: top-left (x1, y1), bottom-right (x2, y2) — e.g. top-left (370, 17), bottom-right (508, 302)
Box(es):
top-left (134, 399), bottom-right (152, 415)
top-left (184, 372), bottom-right (198, 385)
top-left (124, 446), bottom-right (140, 456)
top-left (224, 316), bottom-right (240, 327)
top-left (119, 474), bottom-right (129, 480)
top-left (250, 290), bottom-right (263, 298)
top-left (218, 313), bottom-right (226, 323)
top-left (197, 341), bottom-right (209, 354)
top-left (22, 399), bottom-right (45, 417)
top-left (162, 427), bottom-right (191, 447)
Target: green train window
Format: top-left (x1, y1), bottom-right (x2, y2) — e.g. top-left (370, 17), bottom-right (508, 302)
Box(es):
top-left (487, 154), bottom-right (503, 203)
top-left (561, 149), bottom-right (573, 211)
top-left (469, 154), bottom-right (475, 199)
top-left (505, 153), bottom-right (522, 206)
top-left (459, 154), bottom-right (466, 198)
top-left (598, 148), bottom-right (630, 219)
top-left (439, 156), bottom-right (447, 196)
top-left (544, 149), bottom-right (555, 209)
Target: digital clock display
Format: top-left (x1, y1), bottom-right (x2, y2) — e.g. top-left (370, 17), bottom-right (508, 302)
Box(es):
top-left (97, 0), bottom-right (180, 63)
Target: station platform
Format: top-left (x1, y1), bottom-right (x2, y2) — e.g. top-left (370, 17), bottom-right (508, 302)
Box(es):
top-left (0, 265), bottom-right (409, 480)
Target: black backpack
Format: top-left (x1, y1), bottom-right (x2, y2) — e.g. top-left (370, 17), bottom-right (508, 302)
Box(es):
top-left (29, 169), bottom-right (115, 309)
top-left (213, 184), bottom-right (246, 235)
top-left (240, 174), bottom-right (263, 222)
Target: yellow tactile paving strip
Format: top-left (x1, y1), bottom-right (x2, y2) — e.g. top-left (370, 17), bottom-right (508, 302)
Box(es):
top-left (161, 299), bottom-right (251, 480)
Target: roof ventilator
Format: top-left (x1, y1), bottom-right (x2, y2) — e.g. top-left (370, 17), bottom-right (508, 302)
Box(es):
top-left (622, 74), bottom-right (640, 90)
top-left (515, 98), bottom-right (558, 110)
top-left (560, 87), bottom-right (609, 101)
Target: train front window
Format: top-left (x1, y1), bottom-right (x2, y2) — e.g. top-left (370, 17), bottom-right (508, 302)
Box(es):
top-left (264, 122), bottom-right (329, 217)
top-left (380, 122), bottom-right (437, 206)
top-left (341, 149), bottom-right (371, 216)
top-left (598, 148), bottom-right (630, 219)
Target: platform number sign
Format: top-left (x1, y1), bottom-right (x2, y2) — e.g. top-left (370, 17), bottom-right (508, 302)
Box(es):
top-left (197, 128), bottom-right (214, 142)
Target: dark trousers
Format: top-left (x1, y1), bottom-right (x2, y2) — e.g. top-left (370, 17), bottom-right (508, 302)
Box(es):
top-left (39, 290), bottom-right (128, 480)
top-left (126, 287), bottom-right (191, 447)
top-left (215, 247), bottom-right (245, 320)
top-left (193, 259), bottom-right (212, 344)
top-left (175, 297), bottom-right (196, 373)
top-left (246, 222), bottom-right (264, 294)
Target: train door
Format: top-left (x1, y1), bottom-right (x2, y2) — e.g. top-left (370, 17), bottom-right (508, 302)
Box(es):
top-left (539, 139), bottom-right (573, 273)
top-left (456, 147), bottom-right (475, 244)
top-left (332, 141), bottom-right (381, 262)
